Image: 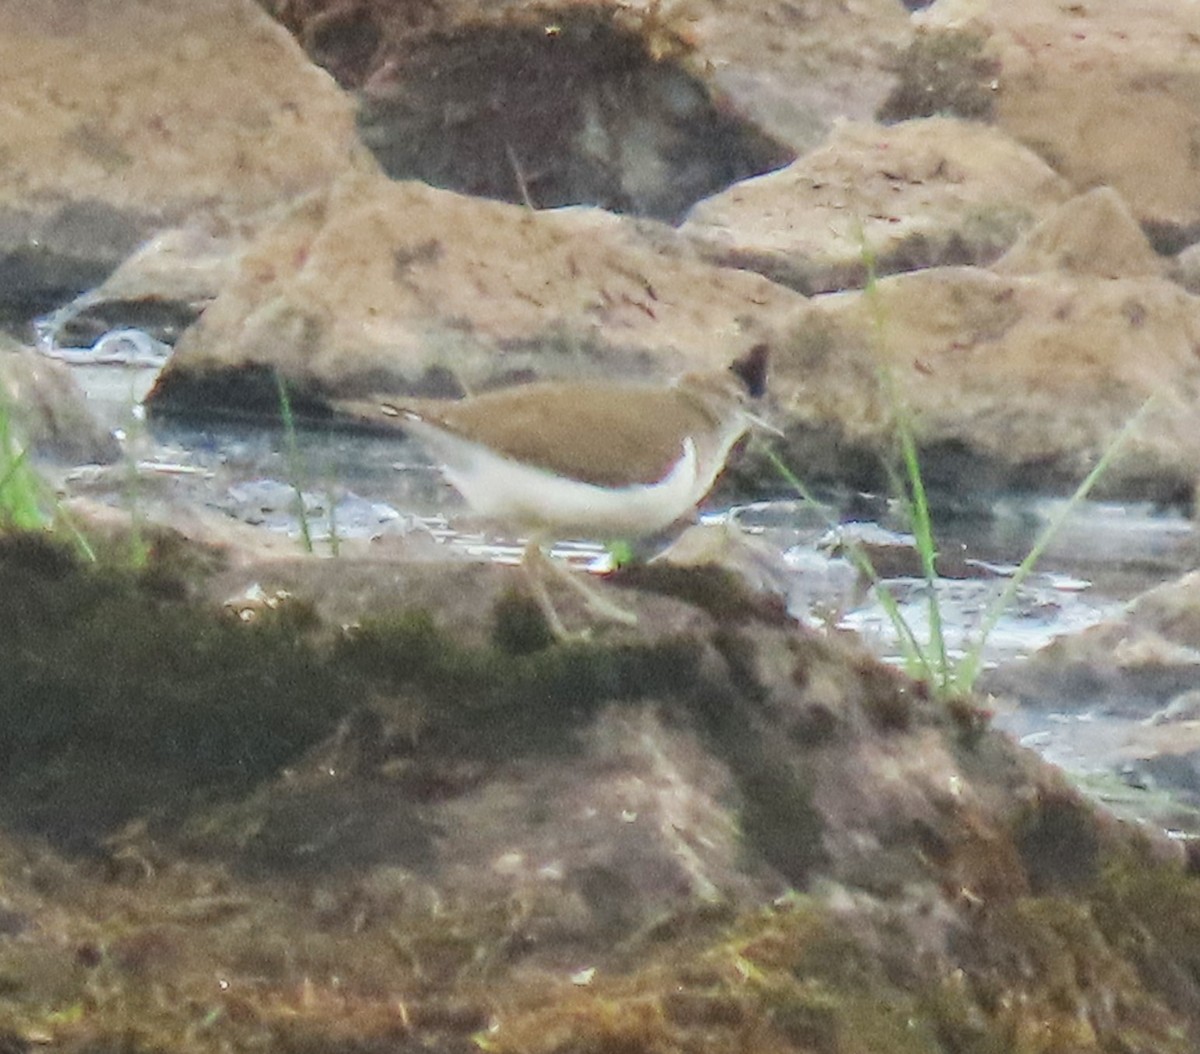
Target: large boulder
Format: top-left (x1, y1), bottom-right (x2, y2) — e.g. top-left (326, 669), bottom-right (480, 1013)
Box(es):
top-left (0, 338), bottom-right (119, 465)
top-left (147, 172), bottom-right (804, 414)
top-left (683, 116), bottom-right (1072, 294)
top-left (0, 0), bottom-right (373, 322)
top-left (894, 0), bottom-right (1200, 250)
top-left (660, 0), bottom-right (914, 152)
top-left (768, 188), bottom-right (1200, 504)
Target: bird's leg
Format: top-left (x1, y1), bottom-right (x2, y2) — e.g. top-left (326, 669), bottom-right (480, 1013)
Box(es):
top-left (538, 545), bottom-right (639, 626)
top-left (521, 539), bottom-right (574, 641)
top-left (521, 539), bottom-right (639, 640)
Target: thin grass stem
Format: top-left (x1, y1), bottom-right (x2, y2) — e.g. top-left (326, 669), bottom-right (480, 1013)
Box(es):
top-left (327, 486), bottom-right (340, 557)
top-left (758, 442), bottom-right (933, 680)
top-left (274, 368), bottom-right (314, 554)
top-left (953, 397), bottom-right (1154, 692)
top-left (859, 236), bottom-right (949, 689)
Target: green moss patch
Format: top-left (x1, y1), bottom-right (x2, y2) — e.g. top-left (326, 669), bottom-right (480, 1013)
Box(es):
top-left (0, 533), bottom-right (710, 856)
top-left (334, 607), bottom-right (705, 759)
top-left (0, 534), bottom-right (350, 851)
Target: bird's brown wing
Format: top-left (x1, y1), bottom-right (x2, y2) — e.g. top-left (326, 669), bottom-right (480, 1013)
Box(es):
top-left (430, 384), bottom-right (716, 487)
top-left (338, 383), bottom-right (720, 488)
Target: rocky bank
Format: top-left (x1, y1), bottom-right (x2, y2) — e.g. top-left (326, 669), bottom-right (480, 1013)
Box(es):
top-left (1, 1), bottom-right (1200, 1051)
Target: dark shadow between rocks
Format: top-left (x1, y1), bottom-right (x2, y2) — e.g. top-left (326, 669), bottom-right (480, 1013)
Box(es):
top-left (0, 201), bottom-right (152, 330)
top-left (353, 7), bottom-right (794, 222)
top-left (147, 362), bottom-right (335, 423)
top-left (48, 297), bottom-right (202, 351)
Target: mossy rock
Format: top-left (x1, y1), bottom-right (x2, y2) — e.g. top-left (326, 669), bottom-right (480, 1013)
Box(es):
top-left (0, 533), bottom-right (350, 850)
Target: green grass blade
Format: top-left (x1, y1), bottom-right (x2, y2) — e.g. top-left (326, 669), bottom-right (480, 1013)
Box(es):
top-left (0, 417), bottom-right (46, 530)
top-left (953, 397), bottom-right (1155, 692)
top-left (758, 442), bottom-right (934, 681)
top-left (766, 221), bottom-right (1135, 702)
top-left (897, 410), bottom-right (949, 692)
top-left (43, 495), bottom-right (97, 563)
top-left (859, 233), bottom-right (949, 691)
top-left (0, 380), bottom-right (97, 558)
top-left (0, 443), bottom-right (30, 495)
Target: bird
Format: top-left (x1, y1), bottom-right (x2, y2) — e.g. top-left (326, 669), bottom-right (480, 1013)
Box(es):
top-left (338, 344), bottom-right (769, 636)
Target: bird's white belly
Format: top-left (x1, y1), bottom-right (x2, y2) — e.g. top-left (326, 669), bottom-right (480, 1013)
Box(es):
top-left (443, 436), bottom-right (701, 538)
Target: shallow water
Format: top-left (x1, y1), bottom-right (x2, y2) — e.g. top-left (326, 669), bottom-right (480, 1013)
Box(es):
top-left (67, 360), bottom-right (1196, 635)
